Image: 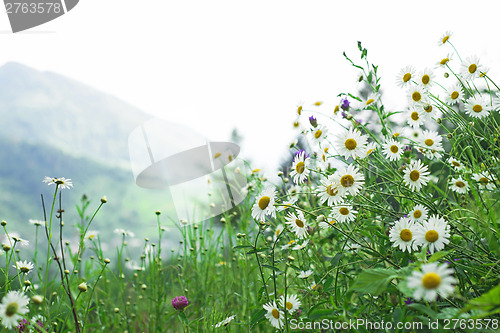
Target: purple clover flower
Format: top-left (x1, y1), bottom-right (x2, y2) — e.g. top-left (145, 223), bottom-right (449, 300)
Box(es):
top-left (17, 319), bottom-right (28, 333)
top-left (308, 116), bottom-right (318, 128)
top-left (341, 98), bottom-right (350, 111)
top-left (172, 296), bottom-right (189, 310)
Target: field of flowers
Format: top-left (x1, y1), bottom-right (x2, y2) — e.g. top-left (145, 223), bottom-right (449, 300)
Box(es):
top-left (0, 32), bottom-right (499, 332)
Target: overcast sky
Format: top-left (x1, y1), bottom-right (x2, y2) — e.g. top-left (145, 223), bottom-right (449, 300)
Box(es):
top-left (1, 0), bottom-right (499, 175)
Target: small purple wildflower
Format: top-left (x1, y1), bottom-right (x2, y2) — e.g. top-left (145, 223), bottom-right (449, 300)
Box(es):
top-left (341, 98), bottom-right (350, 111)
top-left (403, 145), bottom-right (412, 152)
top-left (172, 296), bottom-right (189, 310)
top-left (341, 111), bottom-right (348, 119)
top-left (404, 298), bottom-right (413, 305)
top-left (17, 319), bottom-right (28, 333)
top-left (295, 309), bottom-right (302, 318)
top-left (294, 149), bottom-right (310, 159)
top-left (308, 116), bottom-right (318, 128)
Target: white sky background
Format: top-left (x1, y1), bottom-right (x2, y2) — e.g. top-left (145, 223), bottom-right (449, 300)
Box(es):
top-left (1, 0), bottom-right (499, 175)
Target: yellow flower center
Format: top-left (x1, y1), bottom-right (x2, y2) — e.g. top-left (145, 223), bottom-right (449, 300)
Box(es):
top-left (275, 228), bottom-right (282, 236)
top-left (425, 230), bottom-right (439, 242)
top-left (421, 74), bottom-right (430, 85)
top-left (452, 161), bottom-right (460, 167)
top-left (314, 101), bottom-right (322, 106)
top-left (286, 302), bottom-right (293, 310)
top-left (334, 105), bottom-right (340, 114)
top-left (440, 58), bottom-right (449, 65)
top-left (400, 229), bottom-right (412, 242)
top-left (468, 63), bottom-right (477, 74)
top-left (293, 121), bottom-right (299, 128)
top-left (394, 132), bottom-right (400, 137)
top-left (412, 91), bottom-right (421, 102)
top-left (295, 219), bottom-right (304, 228)
top-left (345, 138), bottom-right (357, 150)
top-left (479, 177), bottom-right (489, 185)
top-left (297, 106), bottom-right (302, 115)
top-left (340, 175), bottom-right (354, 187)
top-left (20, 266), bottom-right (30, 273)
top-left (442, 35), bottom-right (449, 44)
top-left (326, 185), bottom-right (338, 196)
top-left (339, 207), bottom-right (349, 215)
top-left (6, 303), bottom-right (18, 317)
top-left (422, 272), bottom-right (441, 289)
top-left (214, 152), bottom-right (221, 158)
top-left (411, 112), bottom-right (419, 121)
top-left (390, 145), bottom-right (399, 153)
top-left (425, 139), bottom-right (434, 146)
top-left (451, 91), bottom-right (459, 100)
top-left (409, 170), bottom-right (420, 182)
top-left (455, 181), bottom-right (466, 188)
top-left (403, 73), bottom-right (411, 82)
top-left (271, 308), bottom-right (280, 319)
top-left (366, 98), bottom-right (374, 105)
top-left (424, 105), bottom-right (433, 113)
top-left (295, 161), bottom-right (305, 174)
top-left (258, 196), bottom-right (270, 210)
top-left (472, 104), bottom-right (482, 113)
top-left (314, 130), bottom-right (322, 139)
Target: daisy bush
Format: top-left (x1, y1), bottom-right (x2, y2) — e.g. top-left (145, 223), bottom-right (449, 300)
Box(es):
top-left (0, 32), bottom-right (499, 332)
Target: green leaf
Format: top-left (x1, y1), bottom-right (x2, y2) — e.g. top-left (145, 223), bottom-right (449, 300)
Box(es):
top-left (407, 303), bottom-right (437, 320)
top-left (308, 308), bottom-right (335, 320)
top-left (349, 267), bottom-right (397, 295)
top-left (262, 264), bottom-right (281, 273)
top-left (246, 247), bottom-right (269, 255)
top-left (250, 308), bottom-right (266, 327)
top-left (463, 282), bottom-right (500, 316)
top-left (428, 250), bottom-right (454, 263)
top-left (233, 245), bottom-right (253, 250)
top-left (178, 311), bottom-right (188, 326)
top-left (330, 253), bottom-right (342, 266)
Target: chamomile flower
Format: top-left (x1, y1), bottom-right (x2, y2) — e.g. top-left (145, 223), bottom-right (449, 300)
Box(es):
top-left (290, 151), bottom-right (311, 184)
top-left (316, 175), bottom-right (344, 206)
top-left (404, 127), bottom-right (422, 143)
top-left (13, 261), bottom-right (34, 274)
top-left (472, 172), bottom-right (496, 191)
top-left (447, 157), bottom-right (465, 171)
top-left (310, 125), bottom-right (328, 145)
top-left (360, 93), bottom-right (380, 109)
top-left (465, 96), bottom-right (491, 118)
top-left (215, 315), bottom-right (236, 328)
top-left (285, 211), bottom-right (309, 239)
top-left (42, 176), bottom-right (73, 190)
top-left (279, 294), bottom-right (301, 314)
top-left (403, 160), bottom-right (430, 192)
top-left (333, 128), bottom-right (368, 159)
top-left (406, 107), bottom-right (424, 128)
top-left (461, 55), bottom-right (482, 81)
top-left (414, 215), bottom-right (450, 253)
top-left (298, 270), bottom-right (313, 279)
top-left (263, 300), bottom-right (284, 329)
top-left (273, 224), bottom-right (284, 241)
top-left (418, 68), bottom-right (435, 88)
top-left (333, 164), bottom-right (365, 196)
top-left (419, 99), bottom-right (439, 121)
top-left (330, 204), bottom-right (357, 223)
top-left (436, 53), bottom-right (453, 68)
top-left (292, 240), bottom-right (309, 250)
top-left (407, 85), bottom-right (425, 105)
top-left (389, 217), bottom-right (419, 252)
top-left (445, 83), bottom-right (464, 105)
top-left (419, 130), bottom-right (443, 159)
top-left (28, 219), bottom-right (43, 227)
top-left (449, 176), bottom-right (469, 194)
top-left (409, 204), bottom-right (428, 223)
top-left (382, 139), bottom-right (403, 161)
top-left (396, 65), bottom-right (416, 88)
top-left (407, 262), bottom-right (456, 302)
top-left (365, 142), bottom-right (377, 157)
top-left (0, 290), bottom-right (29, 328)
top-left (437, 31), bottom-right (453, 46)
top-left (251, 187), bottom-right (277, 221)
top-left (281, 240), bottom-right (297, 250)
top-left (276, 197), bottom-right (297, 212)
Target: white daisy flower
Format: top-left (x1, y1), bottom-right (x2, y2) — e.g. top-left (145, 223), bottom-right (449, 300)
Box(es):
top-left (460, 55), bottom-right (482, 81)
top-left (86, 230), bottom-right (99, 241)
top-left (10, 235), bottom-right (29, 247)
top-left (407, 85), bottom-right (425, 105)
top-left (404, 127), bottom-right (422, 143)
top-left (316, 175), bottom-right (344, 206)
top-left (13, 260), bottom-right (34, 274)
top-left (464, 96), bottom-right (491, 118)
top-left (407, 262), bottom-right (456, 302)
top-left (437, 31), bottom-right (453, 47)
top-left (396, 65), bottom-right (416, 88)
top-left (449, 176), bottom-right (469, 194)
top-left (290, 151), bottom-right (311, 185)
top-left (28, 219), bottom-right (44, 227)
top-left (333, 164), bottom-right (365, 196)
top-left (472, 172), bottom-right (496, 191)
top-left (298, 270), bottom-right (313, 279)
top-left (285, 211), bottom-right (309, 239)
top-left (277, 197), bottom-right (297, 212)
top-left (263, 300), bottom-right (284, 329)
top-left (406, 107), bottom-right (424, 128)
top-left (389, 217), bottom-right (419, 252)
top-left (403, 160), bottom-right (430, 192)
top-left (310, 125), bottom-right (328, 146)
top-left (114, 229), bottom-right (135, 237)
top-left (408, 204), bottom-right (428, 223)
top-left (333, 128), bottom-right (368, 160)
top-left (382, 139), bottom-right (403, 162)
top-left (360, 93), bottom-right (380, 109)
top-left (281, 239), bottom-right (298, 250)
top-left (436, 53), bottom-right (453, 69)
top-left (418, 68), bottom-right (435, 88)
top-left (414, 215), bottom-right (450, 253)
top-left (292, 240), bottom-right (309, 250)
top-left (0, 290), bottom-right (30, 328)
top-left (419, 130), bottom-right (443, 159)
top-left (445, 83), bottom-right (464, 105)
top-left (364, 142), bottom-right (378, 157)
top-left (447, 157), bottom-right (465, 171)
top-left (251, 187), bottom-right (277, 221)
top-left (330, 204), bottom-right (357, 223)
top-left (215, 314), bottom-right (236, 328)
top-left (419, 99), bottom-right (439, 121)
top-left (42, 176), bottom-right (73, 190)
top-left (279, 294), bottom-right (301, 314)
top-left (273, 224), bottom-right (285, 241)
